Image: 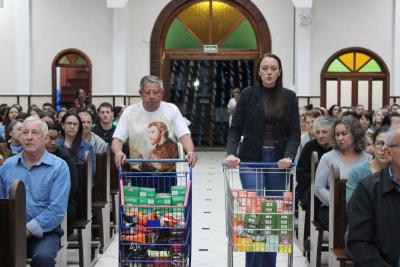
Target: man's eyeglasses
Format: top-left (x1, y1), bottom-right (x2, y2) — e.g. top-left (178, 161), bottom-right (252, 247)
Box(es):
top-left (388, 144), bottom-right (400, 148)
top-left (48, 136), bottom-right (60, 143)
top-left (374, 141), bottom-right (385, 149)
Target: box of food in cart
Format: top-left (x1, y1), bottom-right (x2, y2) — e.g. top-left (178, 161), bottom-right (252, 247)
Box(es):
top-left (231, 189), bottom-right (294, 252)
top-left (120, 179), bottom-right (191, 266)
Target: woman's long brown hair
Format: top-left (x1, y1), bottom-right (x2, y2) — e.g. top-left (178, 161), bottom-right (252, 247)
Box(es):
top-left (256, 53), bottom-right (286, 122)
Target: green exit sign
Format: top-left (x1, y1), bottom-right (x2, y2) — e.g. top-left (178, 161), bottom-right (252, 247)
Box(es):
top-left (203, 45), bottom-right (218, 53)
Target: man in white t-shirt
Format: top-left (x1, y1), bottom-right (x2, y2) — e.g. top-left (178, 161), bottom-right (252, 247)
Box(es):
top-left (112, 75), bottom-right (198, 169)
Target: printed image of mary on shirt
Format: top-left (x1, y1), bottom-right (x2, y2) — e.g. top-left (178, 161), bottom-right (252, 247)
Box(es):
top-left (140, 121), bottom-right (178, 172)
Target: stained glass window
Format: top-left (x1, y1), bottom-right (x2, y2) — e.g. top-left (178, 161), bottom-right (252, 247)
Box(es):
top-left (57, 53), bottom-right (88, 65)
top-left (327, 52), bottom-right (382, 73)
top-left (164, 0), bottom-right (257, 50)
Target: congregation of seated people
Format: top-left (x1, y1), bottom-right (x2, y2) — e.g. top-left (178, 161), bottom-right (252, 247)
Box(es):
top-left (295, 103), bottom-right (400, 266)
top-left (0, 101), bottom-right (123, 266)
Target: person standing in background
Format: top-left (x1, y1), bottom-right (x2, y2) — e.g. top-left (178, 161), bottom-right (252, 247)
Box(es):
top-left (74, 88), bottom-right (89, 112)
top-left (227, 88), bottom-right (240, 127)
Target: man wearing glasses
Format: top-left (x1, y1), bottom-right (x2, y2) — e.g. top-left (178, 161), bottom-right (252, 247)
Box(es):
top-left (45, 123), bottom-right (77, 236)
top-left (347, 124), bottom-right (400, 266)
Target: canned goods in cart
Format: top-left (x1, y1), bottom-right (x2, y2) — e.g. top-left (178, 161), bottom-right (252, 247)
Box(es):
top-left (119, 159), bottom-right (192, 267)
top-left (224, 162), bottom-right (296, 267)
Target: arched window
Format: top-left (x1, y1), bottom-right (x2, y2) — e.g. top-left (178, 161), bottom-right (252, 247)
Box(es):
top-left (321, 47), bottom-right (389, 111)
top-left (164, 1), bottom-right (258, 51)
top-left (52, 49), bottom-right (91, 110)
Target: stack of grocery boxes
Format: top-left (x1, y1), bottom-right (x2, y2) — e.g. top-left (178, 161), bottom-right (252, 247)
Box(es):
top-left (123, 184), bottom-right (186, 214)
top-left (122, 184), bottom-right (187, 239)
top-left (232, 190), bottom-right (293, 253)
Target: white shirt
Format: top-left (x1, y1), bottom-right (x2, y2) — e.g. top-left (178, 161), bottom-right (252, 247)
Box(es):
top-left (113, 101), bottom-right (190, 159)
top-left (227, 98), bottom-right (238, 126)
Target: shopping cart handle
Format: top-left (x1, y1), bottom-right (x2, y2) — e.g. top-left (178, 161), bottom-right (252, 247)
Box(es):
top-left (239, 162), bottom-right (296, 167)
top-left (222, 161), bottom-right (296, 168)
top-left (125, 158), bottom-right (187, 163)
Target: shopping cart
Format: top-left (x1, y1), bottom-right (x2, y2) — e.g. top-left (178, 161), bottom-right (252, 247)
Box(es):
top-left (119, 159), bottom-right (192, 267)
top-left (224, 162), bottom-right (295, 267)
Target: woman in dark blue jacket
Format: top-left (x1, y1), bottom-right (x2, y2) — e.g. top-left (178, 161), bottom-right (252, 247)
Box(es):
top-left (225, 53), bottom-right (300, 267)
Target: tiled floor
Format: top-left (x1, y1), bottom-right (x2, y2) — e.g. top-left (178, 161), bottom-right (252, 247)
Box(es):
top-left (68, 151), bottom-right (310, 266)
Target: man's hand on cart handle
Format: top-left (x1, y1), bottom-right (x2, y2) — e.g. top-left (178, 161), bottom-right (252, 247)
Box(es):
top-left (114, 151), bottom-right (127, 166)
top-left (277, 157), bottom-right (292, 169)
top-left (225, 155), bottom-right (240, 168)
top-left (185, 151), bottom-right (198, 167)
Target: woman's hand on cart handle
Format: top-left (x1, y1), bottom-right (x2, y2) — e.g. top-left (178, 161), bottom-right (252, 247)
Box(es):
top-left (277, 157), bottom-right (293, 169)
top-left (185, 151), bottom-right (198, 167)
top-left (225, 155), bottom-right (240, 168)
top-left (114, 151), bottom-right (126, 166)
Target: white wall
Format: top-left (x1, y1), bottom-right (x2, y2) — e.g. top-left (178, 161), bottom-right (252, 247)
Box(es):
top-left (310, 0), bottom-right (394, 97)
top-left (125, 0), bottom-right (169, 95)
top-left (0, 0), bottom-right (17, 93)
top-left (253, 0), bottom-right (295, 89)
top-left (31, 0), bottom-right (113, 95)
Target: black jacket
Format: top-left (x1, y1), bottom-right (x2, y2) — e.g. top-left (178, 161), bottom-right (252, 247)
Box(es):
top-left (295, 139), bottom-right (331, 209)
top-left (347, 166), bottom-right (400, 267)
top-left (227, 85), bottom-right (300, 161)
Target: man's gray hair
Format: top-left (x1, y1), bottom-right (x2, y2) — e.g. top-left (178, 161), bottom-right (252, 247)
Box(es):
top-left (313, 116), bottom-right (334, 132)
top-left (139, 75), bottom-right (164, 91)
top-left (23, 116), bottom-right (48, 135)
top-left (385, 124), bottom-right (400, 147)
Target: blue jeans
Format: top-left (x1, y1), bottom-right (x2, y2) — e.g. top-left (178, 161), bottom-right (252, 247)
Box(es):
top-left (239, 147), bottom-right (287, 267)
top-left (27, 231), bottom-right (61, 267)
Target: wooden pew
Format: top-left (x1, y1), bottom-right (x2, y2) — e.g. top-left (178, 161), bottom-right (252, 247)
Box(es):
top-left (68, 152), bottom-right (92, 267)
top-left (92, 145), bottom-right (111, 252)
top-left (296, 198), bottom-right (307, 256)
top-left (309, 151), bottom-right (327, 267)
top-left (328, 164), bottom-right (352, 267)
top-left (54, 215), bottom-right (67, 267)
top-left (0, 180), bottom-right (26, 267)
top-left (109, 151), bottom-right (119, 235)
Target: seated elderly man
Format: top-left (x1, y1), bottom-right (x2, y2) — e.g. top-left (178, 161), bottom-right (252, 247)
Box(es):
top-left (0, 116), bottom-right (70, 267)
top-left (347, 124), bottom-right (400, 266)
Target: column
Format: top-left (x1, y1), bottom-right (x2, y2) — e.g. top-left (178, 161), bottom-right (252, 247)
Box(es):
top-left (15, 0), bottom-right (30, 94)
top-left (112, 7), bottom-right (127, 95)
top-left (393, 0), bottom-right (400, 97)
top-left (294, 7), bottom-right (312, 97)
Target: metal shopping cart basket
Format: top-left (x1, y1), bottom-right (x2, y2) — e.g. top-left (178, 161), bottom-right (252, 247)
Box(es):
top-left (119, 159), bottom-right (192, 267)
top-left (224, 162), bottom-right (295, 267)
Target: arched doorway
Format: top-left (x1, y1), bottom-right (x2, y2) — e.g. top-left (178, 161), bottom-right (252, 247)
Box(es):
top-left (150, 0), bottom-right (271, 146)
top-left (52, 49), bottom-right (92, 110)
top-left (321, 47), bottom-right (389, 111)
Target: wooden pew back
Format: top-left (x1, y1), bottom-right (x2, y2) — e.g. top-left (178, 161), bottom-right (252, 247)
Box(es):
top-left (74, 151), bottom-right (92, 222)
top-left (310, 151), bottom-right (322, 222)
top-left (0, 180), bottom-right (26, 267)
top-left (329, 164), bottom-right (348, 250)
top-left (109, 151), bottom-right (119, 192)
top-left (93, 145), bottom-right (110, 203)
